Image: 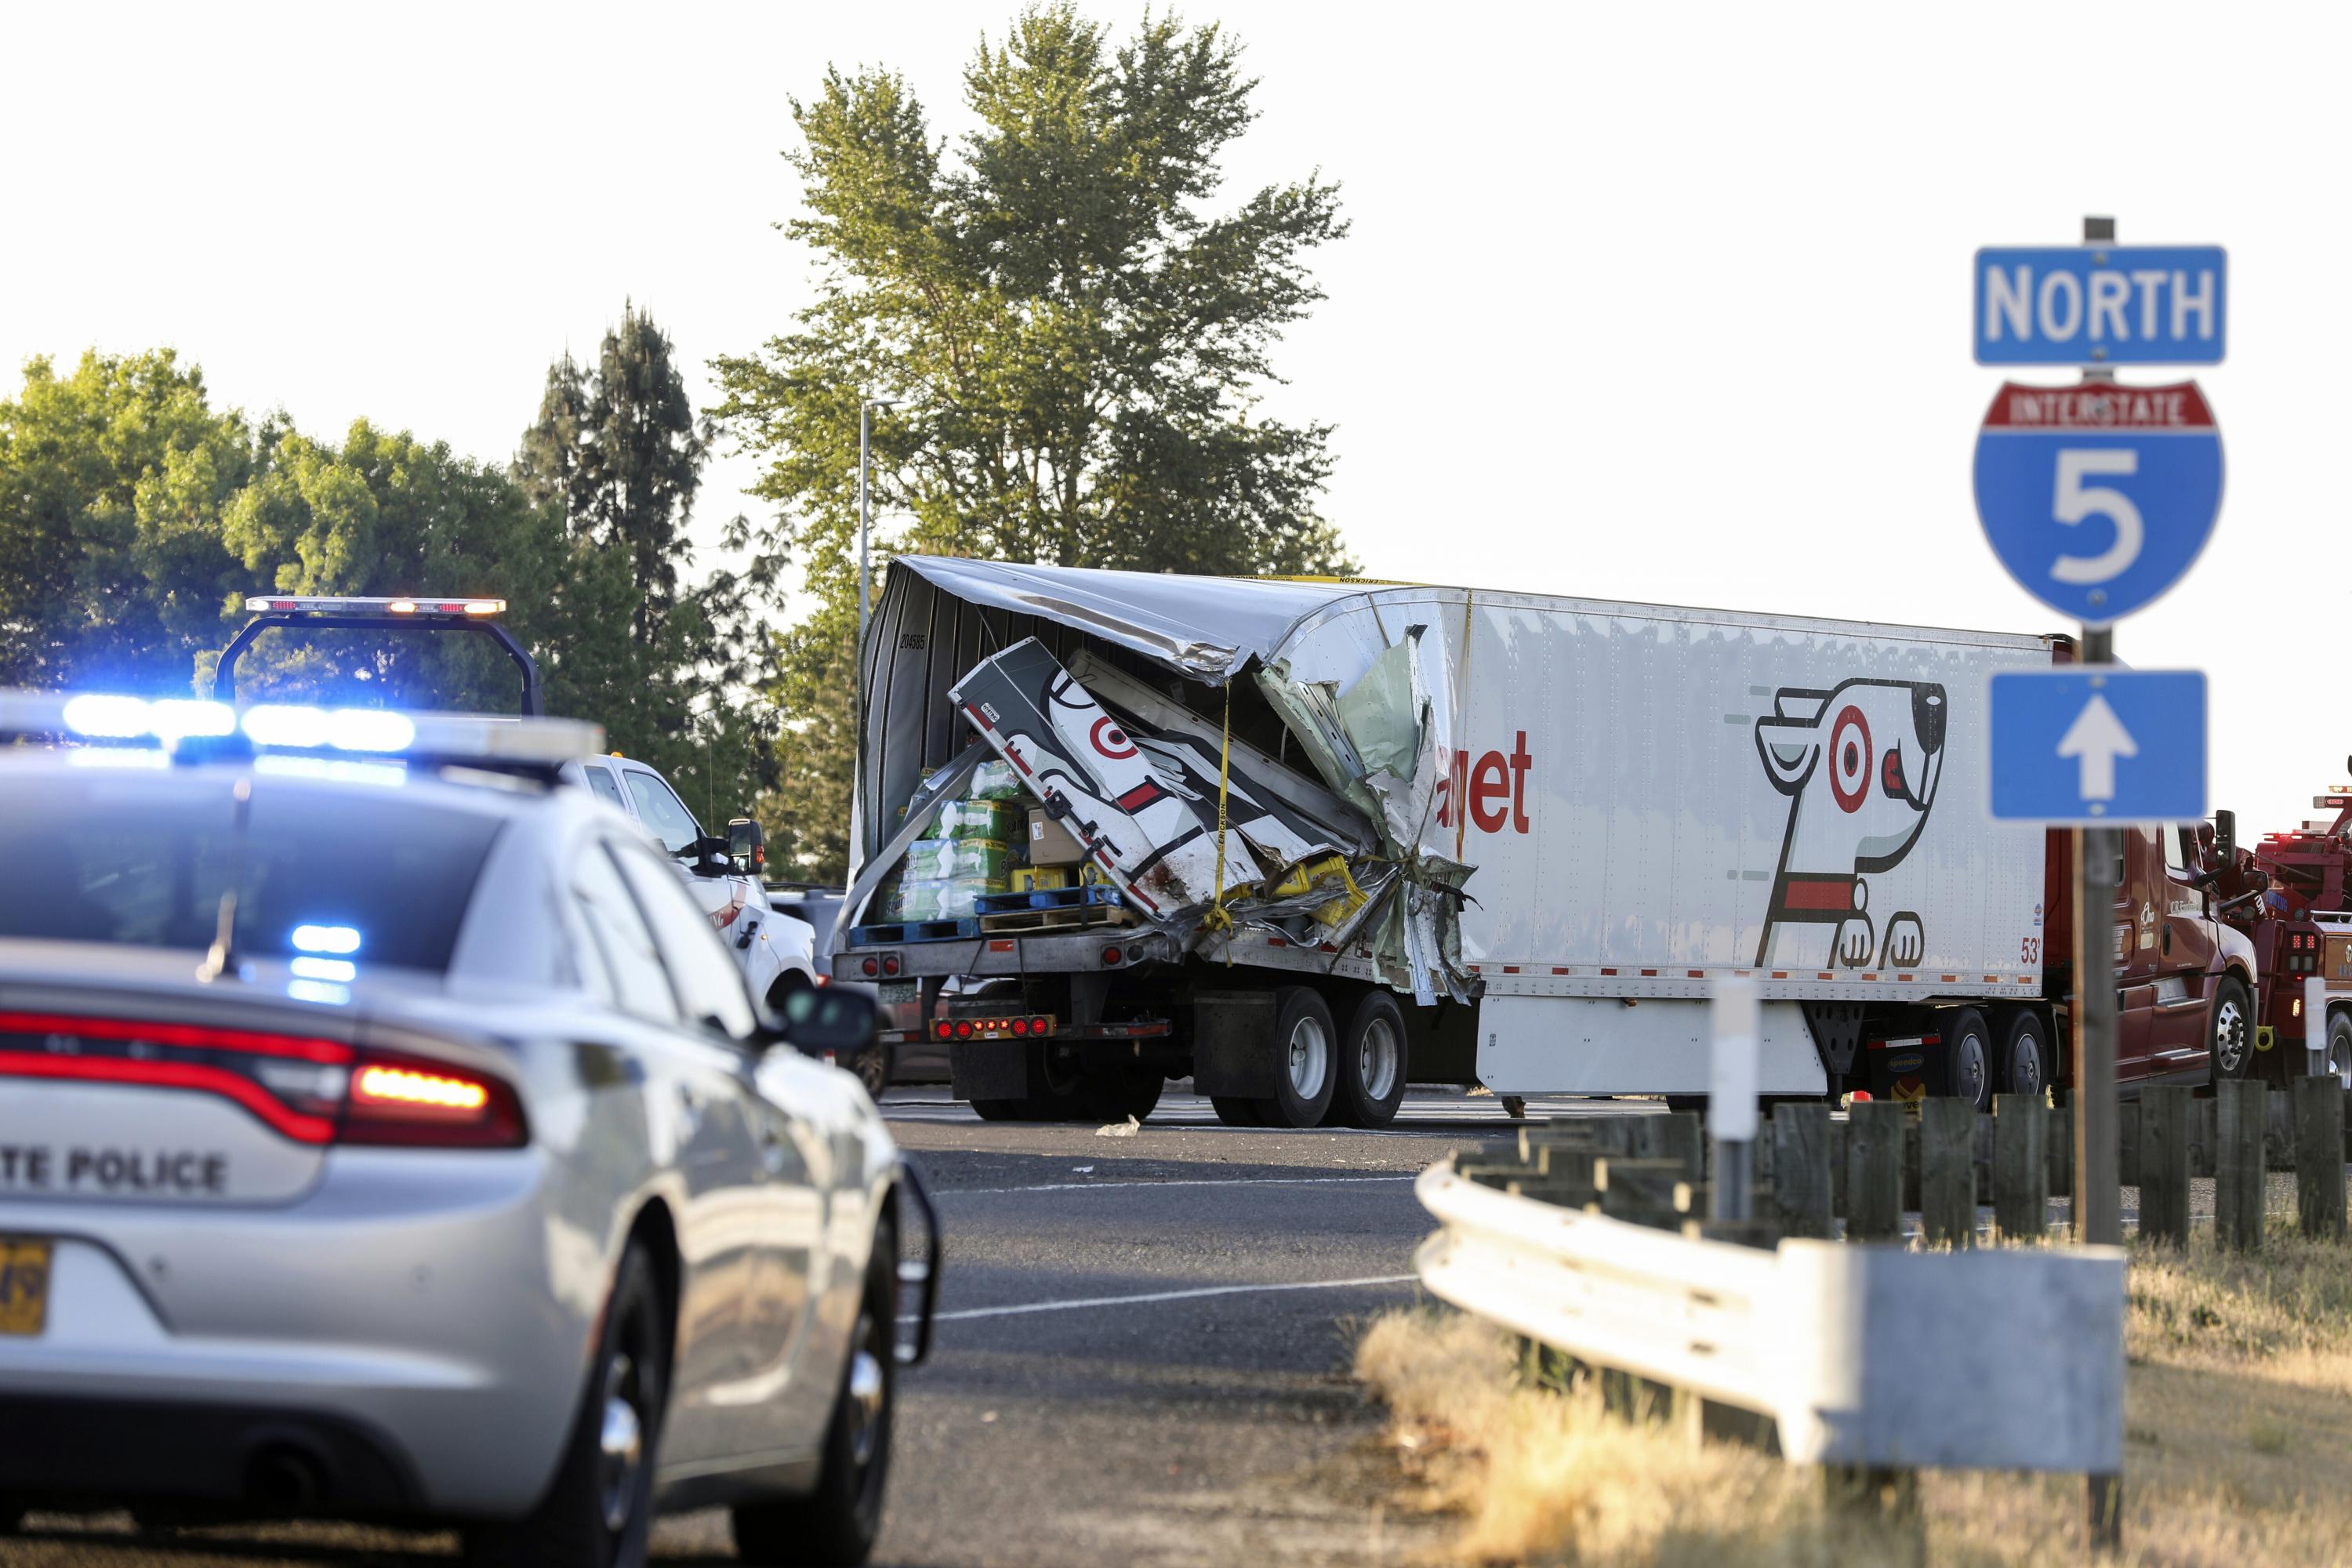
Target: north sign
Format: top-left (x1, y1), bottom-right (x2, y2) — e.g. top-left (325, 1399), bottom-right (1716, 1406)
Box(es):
top-left (1974, 245), bottom-right (2226, 365)
top-left (1972, 380), bottom-right (2223, 626)
top-left (1988, 669), bottom-right (2207, 826)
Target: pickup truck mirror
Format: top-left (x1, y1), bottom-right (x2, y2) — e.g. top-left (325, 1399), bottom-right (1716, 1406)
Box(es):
top-left (728, 816), bottom-right (766, 876)
top-left (684, 834), bottom-right (736, 878)
top-left (770, 983), bottom-right (880, 1057)
top-left (2213, 809), bottom-right (2236, 862)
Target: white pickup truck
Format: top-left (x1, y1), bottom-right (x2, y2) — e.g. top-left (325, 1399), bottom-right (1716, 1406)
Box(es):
top-left (561, 753), bottom-right (819, 1013)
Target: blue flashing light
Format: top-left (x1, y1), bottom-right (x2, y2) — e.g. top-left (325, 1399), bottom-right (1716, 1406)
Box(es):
top-left (289, 956), bottom-right (358, 982)
top-left (286, 979), bottom-right (353, 1007)
top-left (63, 695), bottom-right (235, 741)
top-left (290, 924), bottom-right (362, 956)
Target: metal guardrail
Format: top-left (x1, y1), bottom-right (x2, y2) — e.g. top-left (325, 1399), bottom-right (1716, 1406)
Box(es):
top-left (1413, 1160), bottom-right (2128, 1477)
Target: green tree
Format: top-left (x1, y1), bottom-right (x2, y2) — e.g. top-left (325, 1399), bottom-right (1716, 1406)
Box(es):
top-left (517, 307), bottom-right (776, 825)
top-left (210, 421), bottom-right (568, 712)
top-left (0, 349), bottom-right (257, 692)
top-left (713, 3), bottom-right (1355, 878)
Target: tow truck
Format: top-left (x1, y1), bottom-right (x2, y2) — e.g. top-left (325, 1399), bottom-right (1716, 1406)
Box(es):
top-left (2233, 775), bottom-right (2352, 1081)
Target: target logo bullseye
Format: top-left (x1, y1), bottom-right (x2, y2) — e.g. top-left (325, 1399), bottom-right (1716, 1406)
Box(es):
top-left (1828, 705), bottom-right (1871, 814)
top-left (1090, 717), bottom-right (1137, 760)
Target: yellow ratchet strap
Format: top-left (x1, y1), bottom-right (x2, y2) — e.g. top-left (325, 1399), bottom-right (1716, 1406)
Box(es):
top-left (1203, 682), bottom-right (1235, 958)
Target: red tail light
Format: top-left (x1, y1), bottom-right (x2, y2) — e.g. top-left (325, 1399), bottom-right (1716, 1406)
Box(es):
top-left (955, 1021), bottom-right (975, 1040)
top-left (861, 957), bottom-right (880, 978)
top-left (934, 1020), bottom-right (953, 1041)
top-left (1011, 1017), bottom-right (1030, 1036)
top-left (882, 954), bottom-right (902, 977)
top-left (0, 1011), bottom-right (526, 1149)
top-left (1101, 946), bottom-right (1123, 966)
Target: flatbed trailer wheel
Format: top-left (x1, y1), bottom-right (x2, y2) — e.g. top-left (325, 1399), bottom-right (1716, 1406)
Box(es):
top-left (1328, 991), bottom-right (1407, 1128)
top-left (1255, 986), bottom-right (1338, 1129)
top-left (1210, 1097), bottom-right (1262, 1127)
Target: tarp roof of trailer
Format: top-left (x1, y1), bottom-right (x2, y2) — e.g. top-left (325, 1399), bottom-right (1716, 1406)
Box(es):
top-left (887, 557), bottom-right (1386, 683)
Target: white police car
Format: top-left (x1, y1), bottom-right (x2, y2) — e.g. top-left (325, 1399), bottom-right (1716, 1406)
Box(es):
top-left (0, 691), bottom-right (935, 1566)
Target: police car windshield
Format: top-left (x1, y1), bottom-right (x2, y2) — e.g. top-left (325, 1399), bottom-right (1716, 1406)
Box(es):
top-left (0, 773), bottom-right (503, 974)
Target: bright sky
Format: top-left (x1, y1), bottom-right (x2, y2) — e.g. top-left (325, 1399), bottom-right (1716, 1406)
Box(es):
top-left (5, 2), bottom-right (2339, 837)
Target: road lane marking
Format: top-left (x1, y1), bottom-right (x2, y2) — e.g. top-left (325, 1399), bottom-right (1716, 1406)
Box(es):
top-left (938, 1174), bottom-right (1417, 1196)
top-left (908, 1274), bottom-right (1418, 1324)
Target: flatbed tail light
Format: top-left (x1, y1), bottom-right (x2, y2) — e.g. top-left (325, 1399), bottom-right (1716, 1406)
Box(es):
top-left (0, 1011), bottom-right (526, 1149)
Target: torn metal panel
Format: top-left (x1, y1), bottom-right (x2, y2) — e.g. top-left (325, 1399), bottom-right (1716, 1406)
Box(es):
top-left (890, 556), bottom-right (1371, 682)
top-left (950, 639), bottom-right (1232, 920)
top-left (834, 742), bottom-right (986, 949)
top-left (1065, 649), bottom-right (1374, 853)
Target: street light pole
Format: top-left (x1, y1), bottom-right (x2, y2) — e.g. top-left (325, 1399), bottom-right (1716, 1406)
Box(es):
top-left (857, 396), bottom-right (898, 670)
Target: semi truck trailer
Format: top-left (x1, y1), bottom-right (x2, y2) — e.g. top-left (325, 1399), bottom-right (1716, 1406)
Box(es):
top-left (829, 559), bottom-right (2259, 1125)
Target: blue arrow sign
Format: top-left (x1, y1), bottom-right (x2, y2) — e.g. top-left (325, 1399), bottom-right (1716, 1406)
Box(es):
top-left (1975, 246), bottom-right (2226, 365)
top-left (1973, 381), bottom-right (2223, 625)
top-left (1988, 669), bottom-right (2206, 825)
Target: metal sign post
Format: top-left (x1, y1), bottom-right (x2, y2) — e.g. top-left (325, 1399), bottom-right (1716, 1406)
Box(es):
top-left (1974, 212), bottom-right (2230, 1556)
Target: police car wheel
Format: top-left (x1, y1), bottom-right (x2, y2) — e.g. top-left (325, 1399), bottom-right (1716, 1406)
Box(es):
top-left (466, 1242), bottom-right (667, 1568)
top-left (734, 1215), bottom-right (897, 1566)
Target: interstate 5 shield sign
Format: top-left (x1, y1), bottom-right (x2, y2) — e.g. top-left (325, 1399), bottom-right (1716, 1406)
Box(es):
top-left (1971, 381), bottom-right (2223, 625)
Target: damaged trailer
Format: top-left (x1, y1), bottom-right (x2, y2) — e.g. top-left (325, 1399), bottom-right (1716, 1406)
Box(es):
top-left (831, 558), bottom-right (2060, 1127)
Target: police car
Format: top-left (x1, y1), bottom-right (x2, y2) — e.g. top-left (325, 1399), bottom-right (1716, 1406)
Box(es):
top-left (0, 691), bottom-right (936, 1566)
top-left (217, 595), bottom-right (818, 1014)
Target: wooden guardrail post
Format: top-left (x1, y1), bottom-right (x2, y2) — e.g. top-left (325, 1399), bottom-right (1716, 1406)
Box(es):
top-left (2046, 1098), bottom-right (2072, 1203)
top-left (2137, 1086), bottom-right (2192, 1248)
top-left (2292, 1076), bottom-right (2347, 1241)
top-left (1638, 1109), bottom-right (1705, 1183)
top-left (1846, 1101), bottom-right (1904, 1242)
top-left (1919, 1098), bottom-right (1976, 1247)
top-left (1993, 1094), bottom-right (2048, 1243)
top-left (2115, 1099), bottom-right (2140, 1189)
top-left (1771, 1102), bottom-right (1834, 1240)
top-left (2215, 1079), bottom-right (2266, 1252)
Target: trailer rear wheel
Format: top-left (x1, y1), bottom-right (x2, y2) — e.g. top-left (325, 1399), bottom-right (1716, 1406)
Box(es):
top-left (1329, 992), bottom-right (1407, 1128)
top-left (1998, 1010), bottom-right (2047, 1100)
top-left (1210, 1097), bottom-right (1263, 1127)
top-left (1081, 1067), bottom-right (1163, 1123)
top-left (1255, 986), bottom-right (1338, 1129)
top-left (1944, 1007), bottom-right (1993, 1112)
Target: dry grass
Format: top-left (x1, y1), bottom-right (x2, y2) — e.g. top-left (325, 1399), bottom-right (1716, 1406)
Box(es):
top-left (1355, 1225), bottom-right (2352, 1566)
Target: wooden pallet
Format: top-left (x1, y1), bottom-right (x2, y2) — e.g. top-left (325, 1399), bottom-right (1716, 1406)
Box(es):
top-left (845, 916), bottom-right (982, 945)
top-left (976, 903), bottom-right (1138, 935)
top-left (974, 884), bottom-right (1125, 916)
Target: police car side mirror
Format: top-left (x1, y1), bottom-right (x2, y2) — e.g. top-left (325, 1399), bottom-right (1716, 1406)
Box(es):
top-left (768, 983), bottom-right (880, 1058)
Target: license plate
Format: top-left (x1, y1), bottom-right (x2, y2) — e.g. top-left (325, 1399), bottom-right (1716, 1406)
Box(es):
top-left (878, 980), bottom-right (919, 1004)
top-left (0, 1237), bottom-right (50, 1336)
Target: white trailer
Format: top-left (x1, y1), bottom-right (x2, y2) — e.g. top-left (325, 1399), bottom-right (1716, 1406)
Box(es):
top-left (836, 559), bottom-right (2059, 1124)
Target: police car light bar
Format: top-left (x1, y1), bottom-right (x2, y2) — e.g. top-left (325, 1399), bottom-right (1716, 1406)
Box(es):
top-left (243, 595), bottom-right (507, 617)
top-left (0, 690), bottom-right (602, 766)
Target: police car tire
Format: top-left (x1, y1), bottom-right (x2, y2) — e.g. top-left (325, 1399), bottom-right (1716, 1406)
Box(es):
top-left (465, 1242), bottom-right (666, 1568)
top-left (733, 1216), bottom-right (897, 1566)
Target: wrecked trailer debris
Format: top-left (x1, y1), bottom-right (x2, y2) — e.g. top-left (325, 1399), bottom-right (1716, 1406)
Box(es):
top-left (832, 558), bottom-right (2060, 1126)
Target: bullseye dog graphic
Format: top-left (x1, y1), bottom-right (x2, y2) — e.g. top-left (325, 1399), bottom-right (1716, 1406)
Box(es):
top-left (1752, 679), bottom-right (1946, 969)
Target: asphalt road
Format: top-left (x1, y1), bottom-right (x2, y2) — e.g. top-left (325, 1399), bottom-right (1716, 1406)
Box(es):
top-left (3, 1090), bottom-right (1587, 1567)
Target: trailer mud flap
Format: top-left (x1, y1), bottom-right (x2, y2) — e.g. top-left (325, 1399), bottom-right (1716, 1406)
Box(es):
top-left (950, 1039), bottom-right (1033, 1102)
top-left (1188, 992), bottom-right (1279, 1098)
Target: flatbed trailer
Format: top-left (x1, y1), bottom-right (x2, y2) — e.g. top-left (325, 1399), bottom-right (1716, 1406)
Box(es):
top-left (833, 559), bottom-right (2258, 1125)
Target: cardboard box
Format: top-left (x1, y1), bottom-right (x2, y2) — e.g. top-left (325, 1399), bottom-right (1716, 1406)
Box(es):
top-left (1029, 807), bottom-right (1085, 866)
